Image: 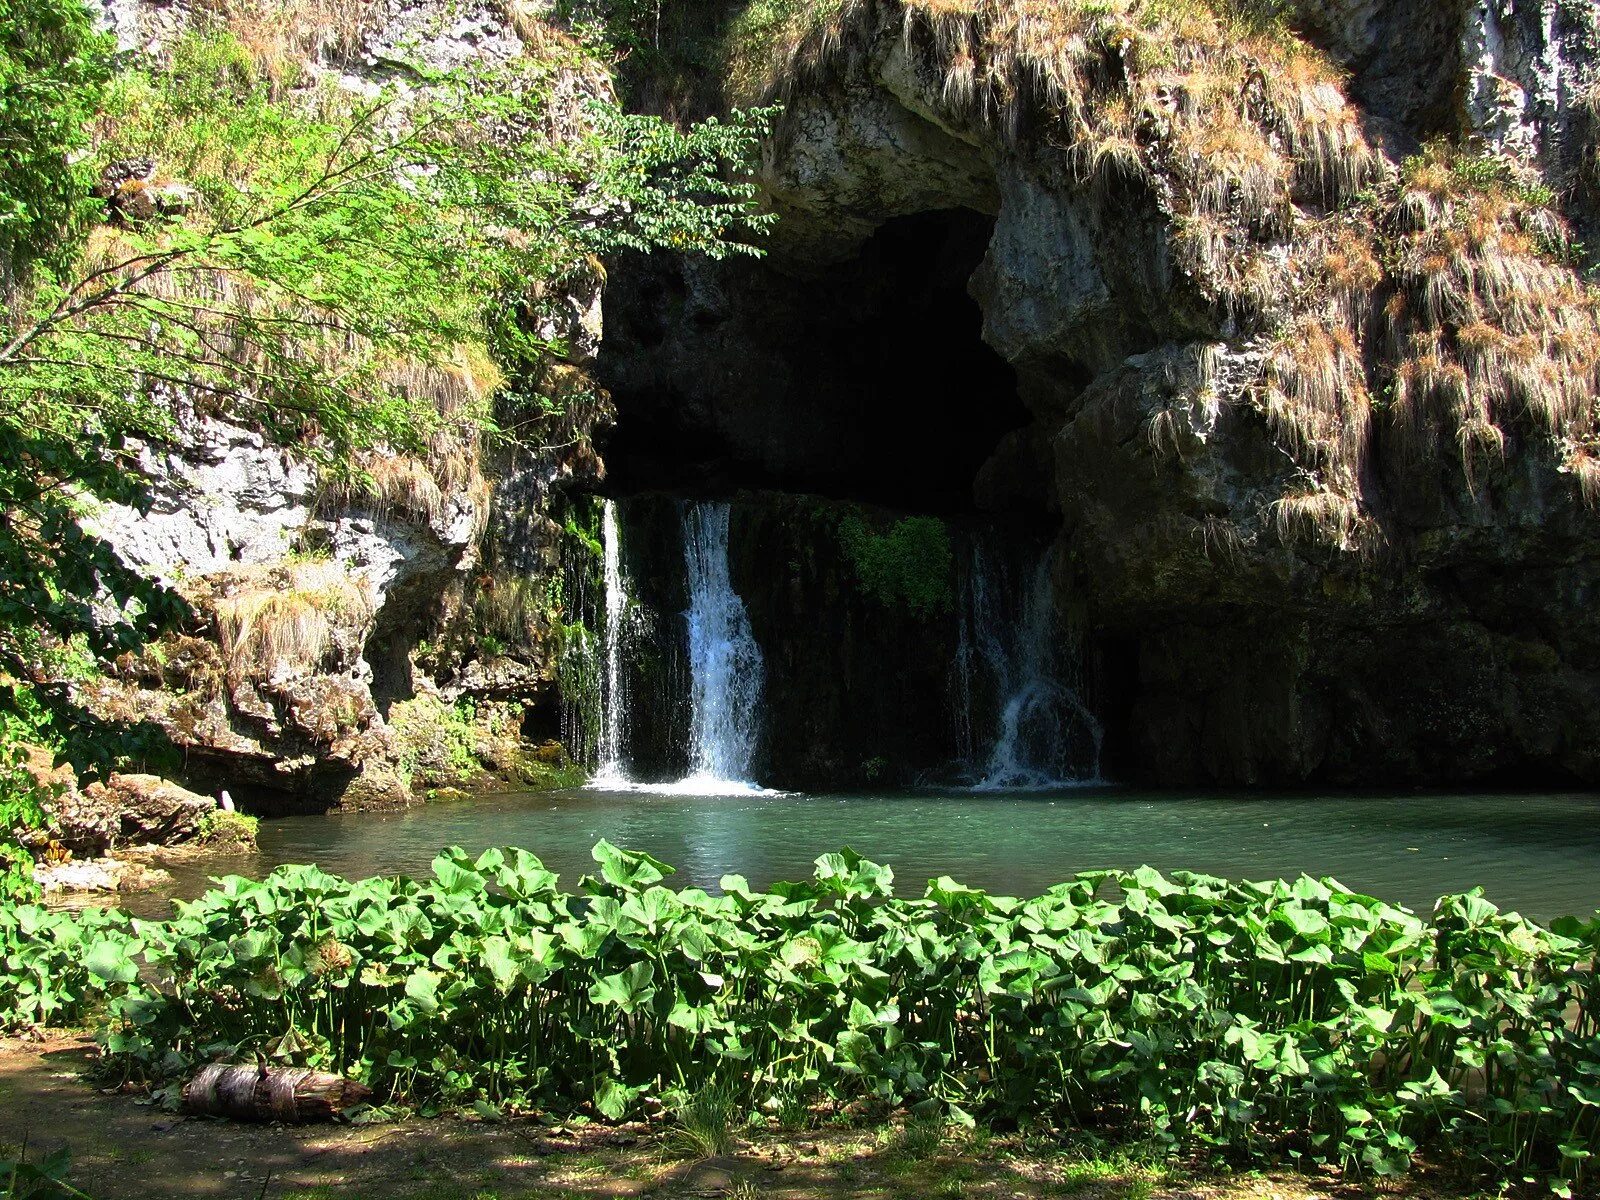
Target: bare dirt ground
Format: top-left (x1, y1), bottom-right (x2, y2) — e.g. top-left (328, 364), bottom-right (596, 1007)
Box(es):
top-left (0, 1034), bottom-right (1474, 1200)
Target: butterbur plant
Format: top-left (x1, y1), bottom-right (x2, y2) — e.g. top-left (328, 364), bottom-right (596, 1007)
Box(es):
top-left (1, 845), bottom-right (1598, 1190)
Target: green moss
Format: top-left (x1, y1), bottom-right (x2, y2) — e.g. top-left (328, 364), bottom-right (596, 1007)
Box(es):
top-left (555, 619), bottom-right (600, 767)
top-left (563, 507), bottom-right (604, 561)
top-left (196, 809), bottom-right (258, 848)
top-left (839, 514), bottom-right (955, 618)
top-left (390, 696), bottom-right (483, 788)
top-left (514, 757), bottom-right (588, 792)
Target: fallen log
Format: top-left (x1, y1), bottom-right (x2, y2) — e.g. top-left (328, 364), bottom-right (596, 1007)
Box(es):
top-left (182, 1063), bottom-right (372, 1123)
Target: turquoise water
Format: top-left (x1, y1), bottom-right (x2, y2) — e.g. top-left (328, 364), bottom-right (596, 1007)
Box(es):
top-left (150, 786), bottom-right (1600, 922)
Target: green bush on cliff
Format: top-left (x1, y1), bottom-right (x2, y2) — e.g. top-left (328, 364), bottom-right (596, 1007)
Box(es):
top-left (391, 696), bottom-right (484, 788)
top-left (840, 514), bottom-right (954, 617)
top-left (3, 851), bottom-right (1600, 1188)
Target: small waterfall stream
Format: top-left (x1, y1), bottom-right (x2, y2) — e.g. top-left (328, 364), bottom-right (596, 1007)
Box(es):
top-left (593, 500), bottom-right (632, 785)
top-left (958, 545), bottom-right (1103, 790)
top-left (680, 502), bottom-right (766, 791)
top-left (585, 497), bottom-right (1089, 793)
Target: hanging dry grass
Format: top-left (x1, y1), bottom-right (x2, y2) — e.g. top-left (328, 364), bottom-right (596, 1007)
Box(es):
top-left (188, 0), bottom-right (381, 88)
top-left (473, 572), bottom-right (548, 643)
top-left (1564, 442), bottom-right (1600, 506)
top-left (1194, 513), bottom-right (1246, 566)
top-left (1270, 489), bottom-right (1363, 551)
top-left (1320, 225), bottom-right (1383, 324)
top-left (1457, 417), bottom-right (1506, 493)
top-left (213, 561), bottom-right (374, 681)
top-left (1375, 145), bottom-right (1600, 482)
top-left (1258, 313), bottom-right (1370, 484)
top-left (728, 0), bottom-right (1383, 312)
top-left (71, 229), bottom-right (505, 460)
top-left (1580, 82), bottom-right (1600, 189)
top-left (728, 1), bottom-right (1600, 540)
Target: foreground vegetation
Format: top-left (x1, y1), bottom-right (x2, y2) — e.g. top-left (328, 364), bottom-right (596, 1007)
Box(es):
top-left (1, 847), bottom-right (1597, 1192)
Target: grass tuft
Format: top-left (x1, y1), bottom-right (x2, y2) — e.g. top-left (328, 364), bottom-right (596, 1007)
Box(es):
top-left (665, 1080), bottom-right (742, 1160)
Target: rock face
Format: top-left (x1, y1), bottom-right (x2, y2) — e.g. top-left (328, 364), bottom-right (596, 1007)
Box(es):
top-left (611, 494), bottom-right (994, 787)
top-left (72, 0), bottom-right (607, 809)
top-left (84, 408), bottom-right (484, 809)
top-left (1291, 0), bottom-right (1599, 184)
top-left (596, 0), bottom-right (1600, 787)
top-left (70, 0), bottom-right (1600, 793)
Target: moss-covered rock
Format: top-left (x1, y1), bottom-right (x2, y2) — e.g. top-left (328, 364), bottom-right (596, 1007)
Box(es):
top-left (195, 809), bottom-right (259, 849)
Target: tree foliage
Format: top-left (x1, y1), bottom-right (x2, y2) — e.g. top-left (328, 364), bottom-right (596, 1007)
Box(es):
top-left (0, 0), bottom-right (110, 289)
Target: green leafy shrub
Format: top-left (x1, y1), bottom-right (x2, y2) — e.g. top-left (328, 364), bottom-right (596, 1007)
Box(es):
top-left (4, 850), bottom-right (1600, 1187)
top-left (0, 24), bottom-right (772, 879)
top-left (0, 749), bottom-right (48, 902)
top-left (839, 515), bottom-right (954, 617)
top-left (0, 0), bottom-right (111, 285)
top-left (0, 904), bottom-right (134, 1032)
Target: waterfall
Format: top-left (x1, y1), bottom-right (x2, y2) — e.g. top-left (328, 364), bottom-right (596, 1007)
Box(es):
top-left (961, 544), bottom-right (1103, 790)
top-left (680, 502), bottom-right (766, 791)
top-left (592, 500), bottom-right (632, 785)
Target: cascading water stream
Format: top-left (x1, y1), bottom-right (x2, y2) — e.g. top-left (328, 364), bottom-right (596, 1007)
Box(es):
top-left (679, 502), bottom-right (767, 792)
top-left (959, 545), bottom-right (1103, 790)
top-left (592, 500), bottom-right (632, 786)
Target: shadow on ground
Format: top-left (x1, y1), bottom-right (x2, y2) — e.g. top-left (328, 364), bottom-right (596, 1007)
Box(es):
top-left (0, 1035), bottom-right (1444, 1200)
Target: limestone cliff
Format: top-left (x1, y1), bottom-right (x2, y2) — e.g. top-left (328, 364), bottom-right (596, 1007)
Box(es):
top-left (68, 0), bottom-right (609, 812)
top-left (70, 0), bottom-right (1600, 796)
top-left (598, 0), bottom-right (1600, 787)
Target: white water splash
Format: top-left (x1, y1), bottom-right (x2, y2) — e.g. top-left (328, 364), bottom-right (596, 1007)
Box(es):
top-left (591, 500), bottom-right (633, 787)
top-left (680, 502), bottom-right (766, 791)
top-left (961, 545), bottom-right (1103, 791)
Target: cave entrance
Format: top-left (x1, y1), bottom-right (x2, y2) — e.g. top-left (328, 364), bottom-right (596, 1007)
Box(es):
top-left (599, 208), bottom-right (1031, 513)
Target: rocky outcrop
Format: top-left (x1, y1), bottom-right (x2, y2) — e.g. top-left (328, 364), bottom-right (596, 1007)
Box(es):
top-left (1291, 0), bottom-right (1599, 180)
top-left (70, 0), bottom-right (608, 808)
top-left (85, 774), bottom-right (218, 845)
top-left (596, 0), bottom-right (1600, 787)
top-left (24, 746), bottom-right (237, 871)
top-left (35, 857), bottom-right (173, 897)
top-left (83, 409), bottom-right (483, 808)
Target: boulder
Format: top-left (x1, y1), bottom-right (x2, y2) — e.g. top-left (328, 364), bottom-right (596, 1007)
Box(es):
top-left (24, 747), bottom-right (116, 857)
top-left (331, 764), bottom-right (414, 811)
top-left (83, 773), bottom-right (219, 846)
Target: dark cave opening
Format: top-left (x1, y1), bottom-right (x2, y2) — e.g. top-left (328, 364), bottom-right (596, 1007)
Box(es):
top-left (590, 208), bottom-right (1101, 788)
top-left (598, 208), bottom-right (1034, 514)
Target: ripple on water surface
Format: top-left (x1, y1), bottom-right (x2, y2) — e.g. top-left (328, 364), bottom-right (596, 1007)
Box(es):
top-left (139, 788), bottom-right (1600, 922)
